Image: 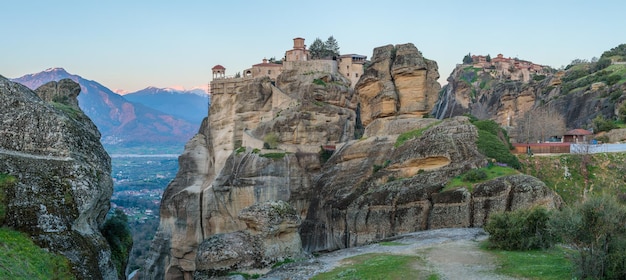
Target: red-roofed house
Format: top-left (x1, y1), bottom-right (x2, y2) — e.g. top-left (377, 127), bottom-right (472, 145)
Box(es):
top-left (563, 129), bottom-right (593, 143)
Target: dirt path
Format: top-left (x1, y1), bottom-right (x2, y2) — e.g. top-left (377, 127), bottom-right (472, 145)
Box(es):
top-left (261, 228), bottom-right (518, 280)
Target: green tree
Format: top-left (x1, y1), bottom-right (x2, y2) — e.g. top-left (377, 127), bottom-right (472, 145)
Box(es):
top-left (101, 209), bottom-right (133, 280)
top-left (324, 35), bottom-right (340, 58)
top-left (309, 38), bottom-right (325, 59)
top-left (485, 207), bottom-right (556, 250)
top-left (486, 54), bottom-right (491, 62)
top-left (592, 115), bottom-right (616, 133)
top-left (463, 53), bottom-right (473, 64)
top-left (550, 195), bottom-right (626, 279)
top-left (601, 43), bottom-right (626, 59)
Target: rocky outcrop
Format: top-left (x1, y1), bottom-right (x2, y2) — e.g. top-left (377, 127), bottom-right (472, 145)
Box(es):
top-left (301, 117), bottom-right (489, 252)
top-left (432, 63), bottom-right (626, 133)
top-left (144, 43), bottom-right (564, 278)
top-left (143, 68), bottom-right (354, 279)
top-left (194, 201), bottom-right (303, 278)
top-left (0, 77), bottom-right (117, 279)
top-left (356, 43), bottom-right (440, 127)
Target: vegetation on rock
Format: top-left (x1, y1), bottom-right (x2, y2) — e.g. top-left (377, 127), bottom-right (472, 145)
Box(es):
top-left (472, 119), bottom-right (520, 169)
top-left (101, 209), bottom-right (133, 280)
top-left (443, 165), bottom-right (518, 192)
top-left (0, 227), bottom-right (75, 280)
top-left (394, 121), bottom-right (441, 148)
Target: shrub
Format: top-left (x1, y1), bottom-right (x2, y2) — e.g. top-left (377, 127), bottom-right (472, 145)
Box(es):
top-left (549, 195), bottom-right (626, 279)
top-left (606, 74), bottom-right (622, 85)
top-left (463, 169), bottom-right (487, 182)
top-left (101, 209), bottom-right (133, 279)
top-left (593, 115), bottom-right (617, 132)
top-left (313, 78), bottom-right (326, 86)
top-left (485, 207), bottom-right (556, 250)
top-left (263, 132), bottom-right (280, 149)
top-left (319, 146), bottom-right (334, 164)
top-left (476, 130), bottom-right (520, 169)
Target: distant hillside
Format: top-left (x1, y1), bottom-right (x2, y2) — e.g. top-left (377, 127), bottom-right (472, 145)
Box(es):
top-left (12, 68), bottom-right (198, 146)
top-left (124, 86), bottom-right (209, 124)
top-left (433, 44), bottom-right (626, 142)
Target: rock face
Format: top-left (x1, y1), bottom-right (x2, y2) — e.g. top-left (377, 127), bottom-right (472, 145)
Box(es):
top-left (143, 67), bottom-right (353, 279)
top-left (143, 43), bottom-right (563, 279)
top-left (356, 43), bottom-right (440, 127)
top-left (0, 77), bottom-right (117, 279)
top-left (432, 63), bottom-right (626, 133)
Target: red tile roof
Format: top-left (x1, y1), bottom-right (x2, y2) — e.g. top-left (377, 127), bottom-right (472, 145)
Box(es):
top-left (564, 129), bottom-right (593, 135)
top-left (212, 64), bottom-right (225, 70)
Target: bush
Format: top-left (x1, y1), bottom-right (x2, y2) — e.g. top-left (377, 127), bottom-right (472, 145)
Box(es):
top-left (476, 130), bottom-right (520, 169)
top-left (463, 169), bottom-right (487, 182)
top-left (101, 209), bottom-right (133, 279)
top-left (263, 132), bottom-right (280, 149)
top-left (319, 146), bottom-right (334, 164)
top-left (593, 115), bottom-right (617, 132)
top-left (485, 207), bottom-right (556, 250)
top-left (549, 195), bottom-right (626, 279)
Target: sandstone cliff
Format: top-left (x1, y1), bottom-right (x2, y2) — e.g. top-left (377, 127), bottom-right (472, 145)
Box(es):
top-left (143, 43), bottom-right (562, 279)
top-left (433, 61), bottom-right (626, 134)
top-left (0, 77), bottom-right (118, 279)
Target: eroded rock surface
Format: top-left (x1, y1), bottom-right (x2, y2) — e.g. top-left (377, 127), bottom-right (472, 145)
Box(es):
top-left (0, 77), bottom-right (117, 279)
top-left (143, 43), bottom-right (563, 279)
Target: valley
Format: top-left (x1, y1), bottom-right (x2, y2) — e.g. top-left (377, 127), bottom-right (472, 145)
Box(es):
top-left (107, 145), bottom-right (182, 272)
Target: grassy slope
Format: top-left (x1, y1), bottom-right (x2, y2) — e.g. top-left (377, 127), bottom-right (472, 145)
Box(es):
top-left (0, 175), bottom-right (75, 279)
top-left (0, 228), bottom-right (75, 280)
top-left (484, 244), bottom-right (573, 280)
top-left (519, 153), bottom-right (626, 204)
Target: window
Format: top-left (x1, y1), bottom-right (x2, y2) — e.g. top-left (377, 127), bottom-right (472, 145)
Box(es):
top-left (268, 70), bottom-right (271, 74)
top-left (355, 73), bottom-right (359, 77)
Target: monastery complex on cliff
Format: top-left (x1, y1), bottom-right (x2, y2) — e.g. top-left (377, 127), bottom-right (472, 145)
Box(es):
top-left (470, 54), bottom-right (548, 82)
top-left (210, 37), bottom-right (367, 94)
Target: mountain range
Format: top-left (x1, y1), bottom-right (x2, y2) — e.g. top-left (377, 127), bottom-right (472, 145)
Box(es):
top-left (12, 68), bottom-right (206, 147)
top-left (123, 86), bottom-right (209, 124)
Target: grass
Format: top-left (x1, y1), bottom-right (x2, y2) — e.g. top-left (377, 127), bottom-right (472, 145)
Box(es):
top-left (51, 102), bottom-right (82, 119)
top-left (442, 165), bottom-right (518, 192)
top-left (227, 272), bottom-right (260, 279)
top-left (259, 152), bottom-right (286, 159)
top-left (378, 241), bottom-right (407, 246)
top-left (394, 121), bottom-right (441, 148)
top-left (519, 153), bottom-right (626, 204)
top-left (482, 243), bottom-right (573, 280)
top-left (312, 253), bottom-right (437, 280)
top-left (0, 227), bottom-right (75, 279)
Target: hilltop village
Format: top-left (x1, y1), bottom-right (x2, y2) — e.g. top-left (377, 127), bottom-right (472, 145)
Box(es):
top-left (469, 53), bottom-right (548, 82)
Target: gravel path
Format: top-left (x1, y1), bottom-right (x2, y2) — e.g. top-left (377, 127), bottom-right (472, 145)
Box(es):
top-left (260, 228), bottom-right (519, 280)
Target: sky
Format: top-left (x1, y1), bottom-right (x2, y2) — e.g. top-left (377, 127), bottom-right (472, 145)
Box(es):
top-left (1, 0), bottom-right (624, 93)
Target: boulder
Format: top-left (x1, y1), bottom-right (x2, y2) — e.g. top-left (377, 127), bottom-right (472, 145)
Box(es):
top-left (0, 77), bottom-right (117, 279)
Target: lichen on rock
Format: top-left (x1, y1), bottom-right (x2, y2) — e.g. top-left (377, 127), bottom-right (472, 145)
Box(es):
top-left (0, 76), bottom-right (117, 279)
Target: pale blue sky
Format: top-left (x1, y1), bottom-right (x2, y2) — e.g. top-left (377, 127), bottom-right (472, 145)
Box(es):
top-left (1, 0), bottom-right (624, 92)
